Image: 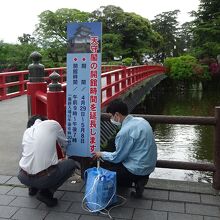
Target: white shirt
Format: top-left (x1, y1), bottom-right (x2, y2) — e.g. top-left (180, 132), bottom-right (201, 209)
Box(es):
top-left (19, 119), bottom-right (67, 174)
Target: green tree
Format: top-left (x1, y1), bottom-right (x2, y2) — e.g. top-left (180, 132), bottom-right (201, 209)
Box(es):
top-left (192, 0), bottom-right (220, 58)
top-left (34, 8), bottom-right (91, 63)
top-left (18, 33), bottom-right (36, 45)
top-left (178, 22), bottom-right (194, 54)
top-left (151, 10), bottom-right (180, 62)
top-left (102, 33), bottom-right (122, 61)
top-left (0, 39), bottom-right (39, 71)
top-left (92, 5), bottom-right (160, 63)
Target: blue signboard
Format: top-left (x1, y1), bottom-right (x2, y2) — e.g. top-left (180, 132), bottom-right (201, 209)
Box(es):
top-left (66, 22), bottom-right (102, 157)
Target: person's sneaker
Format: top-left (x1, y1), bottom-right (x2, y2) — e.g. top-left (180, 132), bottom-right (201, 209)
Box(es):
top-left (36, 190), bottom-right (58, 207)
top-left (28, 187), bottom-right (38, 196)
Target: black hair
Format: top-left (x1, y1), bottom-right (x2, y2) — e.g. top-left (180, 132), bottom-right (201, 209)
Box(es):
top-left (106, 99), bottom-right (128, 116)
top-left (27, 115), bottom-right (48, 128)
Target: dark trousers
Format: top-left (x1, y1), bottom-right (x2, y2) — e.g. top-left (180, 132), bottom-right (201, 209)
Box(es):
top-left (18, 159), bottom-right (76, 192)
top-left (101, 161), bottom-right (149, 187)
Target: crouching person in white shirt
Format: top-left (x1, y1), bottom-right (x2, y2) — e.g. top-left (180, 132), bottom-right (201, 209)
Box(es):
top-left (18, 115), bottom-right (78, 207)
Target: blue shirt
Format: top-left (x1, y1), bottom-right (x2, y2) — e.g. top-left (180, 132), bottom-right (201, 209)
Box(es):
top-left (101, 115), bottom-right (157, 176)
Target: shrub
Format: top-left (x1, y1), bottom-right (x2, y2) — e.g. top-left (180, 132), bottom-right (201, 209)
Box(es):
top-left (164, 55), bottom-right (211, 81)
top-left (122, 57), bottom-right (133, 66)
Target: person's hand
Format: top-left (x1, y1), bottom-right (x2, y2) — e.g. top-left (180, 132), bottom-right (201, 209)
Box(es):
top-left (92, 151), bottom-right (103, 160)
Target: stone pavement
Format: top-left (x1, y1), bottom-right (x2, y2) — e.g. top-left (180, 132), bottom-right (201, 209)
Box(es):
top-left (0, 174), bottom-right (220, 220)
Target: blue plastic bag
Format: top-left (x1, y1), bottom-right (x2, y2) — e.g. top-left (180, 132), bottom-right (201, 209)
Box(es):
top-left (83, 167), bottom-right (117, 212)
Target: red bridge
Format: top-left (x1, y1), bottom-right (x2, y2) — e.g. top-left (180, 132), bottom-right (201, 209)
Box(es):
top-left (0, 52), bottom-right (220, 193)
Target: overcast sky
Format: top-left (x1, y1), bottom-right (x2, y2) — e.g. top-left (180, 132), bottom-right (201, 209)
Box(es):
top-left (0, 0), bottom-right (199, 44)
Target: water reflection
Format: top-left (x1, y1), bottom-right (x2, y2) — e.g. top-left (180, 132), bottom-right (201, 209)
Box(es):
top-left (132, 80), bottom-right (220, 183)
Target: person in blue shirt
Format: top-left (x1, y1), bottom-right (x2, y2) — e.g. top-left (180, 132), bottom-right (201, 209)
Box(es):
top-left (93, 99), bottom-right (157, 198)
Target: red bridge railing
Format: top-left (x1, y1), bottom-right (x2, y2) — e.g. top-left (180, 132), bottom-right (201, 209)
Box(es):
top-left (27, 67), bottom-right (165, 129)
top-left (0, 65), bottom-right (122, 101)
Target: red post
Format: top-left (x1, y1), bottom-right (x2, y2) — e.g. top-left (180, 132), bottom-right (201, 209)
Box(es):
top-left (213, 106), bottom-right (220, 190)
top-left (27, 52), bottom-right (47, 117)
top-left (35, 90), bottom-right (47, 116)
top-left (127, 68), bottom-right (131, 86)
top-left (121, 67), bottom-right (127, 89)
top-left (131, 68), bottom-right (135, 84)
top-left (19, 73), bottom-right (25, 95)
top-left (106, 74), bottom-right (112, 98)
top-left (0, 74), bottom-right (7, 101)
top-left (115, 72), bottom-right (119, 93)
top-left (47, 71), bottom-right (65, 159)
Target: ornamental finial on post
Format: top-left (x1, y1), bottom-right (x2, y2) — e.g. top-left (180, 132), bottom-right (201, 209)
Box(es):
top-left (49, 71), bottom-right (62, 91)
top-left (28, 51), bottom-right (45, 82)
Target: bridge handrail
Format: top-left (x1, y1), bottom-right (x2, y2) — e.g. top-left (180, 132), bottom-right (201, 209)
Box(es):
top-left (0, 65), bottom-right (124, 101)
top-left (101, 65), bottom-right (165, 107)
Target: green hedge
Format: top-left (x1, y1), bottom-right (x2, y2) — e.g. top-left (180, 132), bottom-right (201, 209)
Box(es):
top-left (164, 55), bottom-right (211, 81)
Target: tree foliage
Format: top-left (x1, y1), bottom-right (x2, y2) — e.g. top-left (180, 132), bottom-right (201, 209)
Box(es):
top-left (92, 5), bottom-right (160, 63)
top-left (151, 10), bottom-right (180, 62)
top-left (192, 0), bottom-right (220, 58)
top-left (164, 55), bottom-right (210, 80)
top-left (34, 8), bottom-right (91, 63)
top-left (0, 39), bottom-right (39, 72)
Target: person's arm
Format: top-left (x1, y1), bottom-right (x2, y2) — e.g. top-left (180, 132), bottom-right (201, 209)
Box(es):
top-left (101, 133), bottom-right (134, 163)
top-left (55, 122), bottom-right (67, 151)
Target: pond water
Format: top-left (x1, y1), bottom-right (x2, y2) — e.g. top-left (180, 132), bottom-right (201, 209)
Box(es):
top-left (132, 79), bottom-right (220, 183)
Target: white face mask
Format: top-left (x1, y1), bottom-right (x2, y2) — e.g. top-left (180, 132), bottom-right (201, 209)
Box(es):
top-left (110, 118), bottom-right (121, 127)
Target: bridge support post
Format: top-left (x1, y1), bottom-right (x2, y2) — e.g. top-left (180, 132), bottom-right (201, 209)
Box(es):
top-left (27, 52), bottom-right (47, 117)
top-left (47, 71), bottom-right (65, 129)
top-left (47, 71), bottom-right (65, 159)
top-left (0, 74), bottom-right (7, 101)
top-left (213, 106), bottom-right (220, 190)
top-left (122, 66), bottom-right (127, 89)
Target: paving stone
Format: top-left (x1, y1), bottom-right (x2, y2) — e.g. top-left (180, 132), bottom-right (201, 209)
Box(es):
top-left (133, 208), bottom-right (167, 220)
top-left (169, 191), bottom-right (200, 203)
top-left (117, 187), bottom-right (133, 197)
top-left (5, 176), bottom-right (23, 186)
top-left (99, 207), bottom-right (134, 219)
top-left (11, 207), bottom-right (48, 220)
top-left (186, 203), bottom-right (220, 217)
top-left (0, 185), bottom-right (13, 194)
top-left (44, 211), bottom-right (80, 220)
top-left (79, 215), bottom-right (112, 220)
top-left (168, 212), bottom-right (203, 220)
top-left (54, 190), bottom-right (65, 199)
top-left (61, 191), bottom-right (83, 202)
top-left (153, 200), bottom-right (185, 213)
top-left (0, 194), bottom-right (16, 205)
top-left (201, 194), bottom-right (220, 206)
top-left (10, 196), bottom-right (40, 208)
top-left (7, 186), bottom-right (29, 197)
top-left (142, 189), bottom-right (169, 200)
top-left (0, 175), bottom-right (12, 184)
top-left (59, 180), bottom-right (84, 192)
top-left (38, 200), bottom-right (71, 212)
top-left (68, 201), bottom-right (98, 215)
top-left (148, 178), bottom-right (215, 194)
top-left (0, 205), bottom-right (18, 218)
top-left (204, 217), bottom-right (220, 220)
top-left (114, 219), bottom-right (130, 220)
top-left (124, 197), bottom-right (152, 209)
